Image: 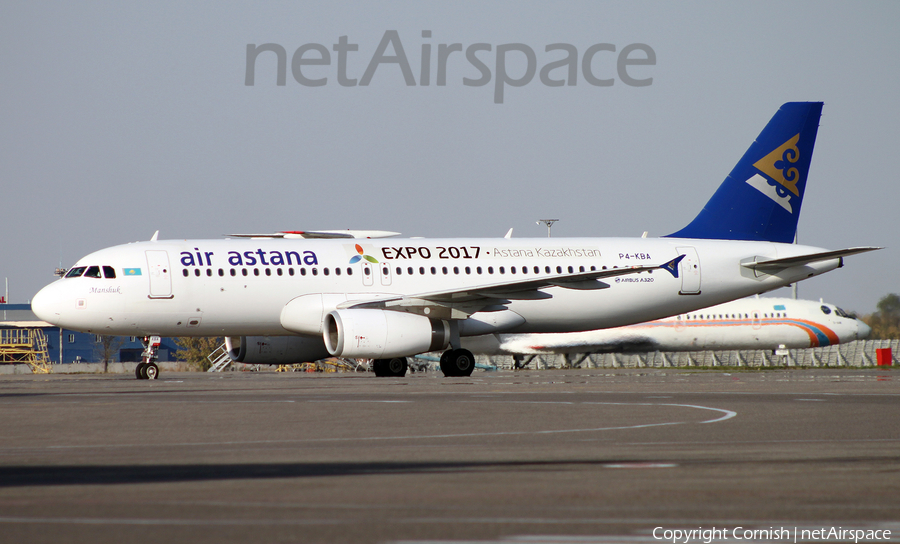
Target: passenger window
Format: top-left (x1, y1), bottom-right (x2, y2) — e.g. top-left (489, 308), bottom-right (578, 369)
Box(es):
top-left (265, 269), bottom-right (272, 276)
top-left (182, 270), bottom-right (189, 277)
top-left (65, 267), bottom-right (87, 278)
top-left (334, 268), bottom-right (340, 276)
top-left (84, 266), bottom-right (101, 278)
top-left (219, 269), bottom-right (225, 277)
top-left (103, 266), bottom-right (116, 279)
top-left (194, 269), bottom-right (201, 277)
top-left (346, 267), bottom-right (353, 276)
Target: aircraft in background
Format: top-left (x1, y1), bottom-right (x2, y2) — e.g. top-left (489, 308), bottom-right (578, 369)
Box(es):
top-left (32, 102), bottom-right (878, 379)
top-left (462, 296), bottom-right (871, 355)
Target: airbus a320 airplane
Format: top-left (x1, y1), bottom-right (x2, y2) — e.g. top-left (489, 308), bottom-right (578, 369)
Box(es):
top-left (32, 102), bottom-right (878, 379)
top-left (461, 296), bottom-right (871, 355)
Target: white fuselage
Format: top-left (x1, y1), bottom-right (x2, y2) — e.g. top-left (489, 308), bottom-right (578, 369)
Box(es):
top-left (32, 237), bottom-right (842, 339)
top-left (462, 297), bottom-right (869, 354)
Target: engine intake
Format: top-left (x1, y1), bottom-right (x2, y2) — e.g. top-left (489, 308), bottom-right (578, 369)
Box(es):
top-left (324, 309), bottom-right (449, 358)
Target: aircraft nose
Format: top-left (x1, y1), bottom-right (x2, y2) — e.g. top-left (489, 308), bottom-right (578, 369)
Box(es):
top-left (31, 283), bottom-right (61, 326)
top-left (856, 319), bottom-right (872, 340)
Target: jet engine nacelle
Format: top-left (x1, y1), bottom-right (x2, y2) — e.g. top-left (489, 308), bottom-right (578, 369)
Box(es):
top-left (226, 335), bottom-right (329, 365)
top-left (324, 309), bottom-right (450, 359)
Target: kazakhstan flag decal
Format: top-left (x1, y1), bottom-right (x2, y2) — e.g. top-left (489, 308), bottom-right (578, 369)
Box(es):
top-left (123, 268), bottom-right (142, 276)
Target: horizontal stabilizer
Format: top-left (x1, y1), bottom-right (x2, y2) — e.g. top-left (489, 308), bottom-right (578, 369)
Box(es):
top-left (742, 247), bottom-right (881, 272)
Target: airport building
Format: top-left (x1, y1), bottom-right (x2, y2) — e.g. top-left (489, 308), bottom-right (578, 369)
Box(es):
top-left (0, 303), bottom-right (178, 369)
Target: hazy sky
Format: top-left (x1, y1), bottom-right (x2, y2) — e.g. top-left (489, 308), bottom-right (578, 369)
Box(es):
top-left (2, 1), bottom-right (897, 313)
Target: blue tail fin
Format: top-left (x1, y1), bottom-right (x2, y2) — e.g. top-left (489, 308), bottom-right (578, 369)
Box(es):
top-left (666, 102), bottom-right (823, 243)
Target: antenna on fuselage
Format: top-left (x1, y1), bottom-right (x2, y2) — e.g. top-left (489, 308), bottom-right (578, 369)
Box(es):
top-left (150, 230), bottom-right (159, 242)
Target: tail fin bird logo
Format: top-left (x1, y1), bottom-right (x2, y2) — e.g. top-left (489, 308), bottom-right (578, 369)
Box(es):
top-left (745, 133), bottom-right (801, 213)
top-left (349, 244), bottom-right (379, 264)
top-left (754, 134), bottom-right (801, 196)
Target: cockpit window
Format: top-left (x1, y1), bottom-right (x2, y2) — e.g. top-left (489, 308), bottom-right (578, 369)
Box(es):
top-left (65, 267), bottom-right (87, 278)
top-left (84, 266), bottom-right (102, 278)
top-left (820, 305), bottom-right (832, 315)
top-left (103, 266), bottom-right (116, 279)
top-left (835, 307), bottom-right (853, 318)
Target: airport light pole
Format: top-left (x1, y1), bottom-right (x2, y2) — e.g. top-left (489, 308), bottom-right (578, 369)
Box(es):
top-left (537, 219), bottom-right (559, 238)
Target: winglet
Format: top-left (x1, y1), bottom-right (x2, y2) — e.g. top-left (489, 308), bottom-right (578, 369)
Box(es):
top-left (660, 254), bottom-right (686, 278)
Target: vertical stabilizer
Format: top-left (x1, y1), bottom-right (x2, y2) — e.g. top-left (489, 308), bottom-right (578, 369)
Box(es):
top-left (666, 102), bottom-right (823, 243)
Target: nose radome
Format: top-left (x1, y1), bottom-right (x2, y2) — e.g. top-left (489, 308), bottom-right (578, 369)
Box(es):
top-left (31, 284), bottom-right (61, 325)
top-left (856, 319), bottom-right (872, 340)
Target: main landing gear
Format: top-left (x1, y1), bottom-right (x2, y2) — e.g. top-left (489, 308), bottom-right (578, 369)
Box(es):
top-left (372, 357), bottom-right (409, 377)
top-left (439, 348), bottom-right (476, 377)
top-left (135, 335), bottom-right (161, 380)
top-left (370, 349), bottom-right (476, 378)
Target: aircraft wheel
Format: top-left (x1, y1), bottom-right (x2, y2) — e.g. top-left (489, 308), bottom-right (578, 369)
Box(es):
top-left (145, 362), bottom-right (159, 380)
top-left (439, 351), bottom-right (455, 377)
top-left (386, 357), bottom-right (408, 377)
top-left (135, 362), bottom-right (147, 380)
top-left (441, 349), bottom-right (475, 377)
top-left (372, 359), bottom-right (387, 377)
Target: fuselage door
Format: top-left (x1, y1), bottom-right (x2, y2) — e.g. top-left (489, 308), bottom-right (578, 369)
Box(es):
top-left (676, 246), bottom-right (701, 295)
top-left (146, 250), bottom-right (173, 299)
top-left (380, 263), bottom-right (392, 286)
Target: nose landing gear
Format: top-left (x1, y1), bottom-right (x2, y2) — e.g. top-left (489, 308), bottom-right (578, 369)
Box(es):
top-left (135, 336), bottom-right (161, 380)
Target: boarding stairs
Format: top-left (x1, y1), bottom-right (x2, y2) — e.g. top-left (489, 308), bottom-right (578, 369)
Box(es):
top-left (207, 344), bottom-right (232, 372)
top-left (0, 328), bottom-right (52, 374)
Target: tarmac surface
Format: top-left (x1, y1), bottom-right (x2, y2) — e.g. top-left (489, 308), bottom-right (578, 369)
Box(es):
top-left (0, 367), bottom-right (898, 544)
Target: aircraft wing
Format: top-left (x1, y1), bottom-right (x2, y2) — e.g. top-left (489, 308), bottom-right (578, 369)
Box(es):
top-left (742, 247), bottom-right (881, 273)
top-left (228, 230), bottom-right (401, 239)
top-left (339, 254), bottom-right (686, 319)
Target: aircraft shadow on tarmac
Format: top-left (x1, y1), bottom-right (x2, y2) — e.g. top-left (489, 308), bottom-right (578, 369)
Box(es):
top-left (2, 456), bottom-right (898, 487)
